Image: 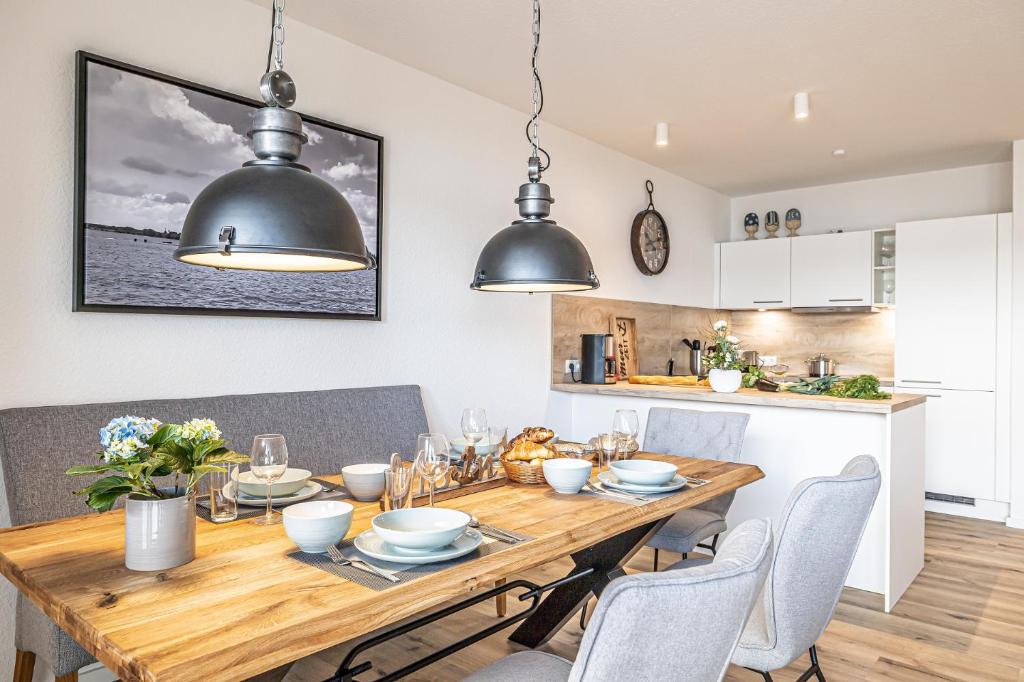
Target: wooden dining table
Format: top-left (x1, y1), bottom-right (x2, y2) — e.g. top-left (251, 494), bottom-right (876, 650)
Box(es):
top-left (0, 453), bottom-right (763, 682)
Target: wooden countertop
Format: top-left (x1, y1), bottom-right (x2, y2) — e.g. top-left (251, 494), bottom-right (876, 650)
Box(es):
top-left (552, 381), bottom-right (926, 414)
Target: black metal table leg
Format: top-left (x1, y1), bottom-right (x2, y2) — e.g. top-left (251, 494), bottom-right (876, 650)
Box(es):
top-left (508, 519), bottom-right (664, 647)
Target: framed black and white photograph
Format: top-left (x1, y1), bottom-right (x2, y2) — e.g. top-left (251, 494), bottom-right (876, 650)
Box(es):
top-left (73, 52), bottom-right (383, 319)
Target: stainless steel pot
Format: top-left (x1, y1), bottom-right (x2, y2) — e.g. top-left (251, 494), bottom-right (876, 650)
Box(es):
top-left (806, 354), bottom-right (836, 377)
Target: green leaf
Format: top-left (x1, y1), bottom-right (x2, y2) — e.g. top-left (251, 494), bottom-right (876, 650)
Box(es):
top-left (66, 463), bottom-right (119, 476)
top-left (191, 464), bottom-right (226, 476)
top-left (85, 486), bottom-right (134, 512)
top-left (206, 449), bottom-right (249, 464)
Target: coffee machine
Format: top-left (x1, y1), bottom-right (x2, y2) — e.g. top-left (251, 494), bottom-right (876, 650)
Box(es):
top-left (580, 333), bottom-right (616, 384)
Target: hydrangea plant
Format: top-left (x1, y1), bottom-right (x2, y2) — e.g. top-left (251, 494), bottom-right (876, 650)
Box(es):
top-left (66, 416), bottom-right (249, 512)
top-left (703, 320), bottom-right (746, 371)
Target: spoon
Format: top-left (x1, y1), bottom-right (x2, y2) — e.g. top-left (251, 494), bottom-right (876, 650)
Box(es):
top-left (468, 516), bottom-right (520, 544)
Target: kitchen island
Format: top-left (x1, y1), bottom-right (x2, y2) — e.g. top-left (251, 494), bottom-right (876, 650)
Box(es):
top-left (546, 381), bottom-right (926, 611)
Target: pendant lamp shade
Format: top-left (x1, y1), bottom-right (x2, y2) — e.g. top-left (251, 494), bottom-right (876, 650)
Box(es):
top-left (175, 162), bottom-right (374, 272)
top-left (471, 182), bottom-right (598, 292)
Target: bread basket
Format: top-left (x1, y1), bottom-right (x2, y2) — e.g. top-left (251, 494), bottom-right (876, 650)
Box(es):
top-left (499, 454), bottom-right (565, 484)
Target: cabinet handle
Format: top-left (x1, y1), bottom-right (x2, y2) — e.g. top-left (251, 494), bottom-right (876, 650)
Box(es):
top-left (901, 379), bottom-right (941, 384)
top-left (922, 394), bottom-right (942, 398)
top-left (752, 300), bottom-right (783, 304)
top-left (828, 298), bottom-right (864, 302)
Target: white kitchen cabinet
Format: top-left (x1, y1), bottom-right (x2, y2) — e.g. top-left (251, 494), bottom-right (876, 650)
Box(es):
top-left (718, 238), bottom-right (790, 309)
top-left (894, 215), bottom-right (997, 391)
top-left (899, 388), bottom-right (995, 501)
top-left (790, 231), bottom-right (873, 308)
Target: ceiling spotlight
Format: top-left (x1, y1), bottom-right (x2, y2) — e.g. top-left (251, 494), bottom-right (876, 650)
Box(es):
top-left (655, 122), bottom-right (670, 146)
top-left (793, 92), bottom-right (810, 120)
top-left (832, 148), bottom-right (846, 157)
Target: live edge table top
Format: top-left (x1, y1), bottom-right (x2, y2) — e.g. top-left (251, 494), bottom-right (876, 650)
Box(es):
top-left (0, 454), bottom-right (763, 682)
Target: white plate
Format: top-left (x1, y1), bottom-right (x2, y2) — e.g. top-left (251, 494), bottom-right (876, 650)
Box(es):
top-left (353, 528), bottom-right (484, 565)
top-left (228, 480), bottom-right (323, 507)
top-left (597, 471), bottom-right (687, 494)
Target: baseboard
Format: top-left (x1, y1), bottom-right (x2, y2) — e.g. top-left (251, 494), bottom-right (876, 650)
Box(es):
top-left (1006, 516), bottom-right (1024, 530)
top-left (925, 498), bottom-right (1009, 522)
top-left (79, 662), bottom-right (117, 682)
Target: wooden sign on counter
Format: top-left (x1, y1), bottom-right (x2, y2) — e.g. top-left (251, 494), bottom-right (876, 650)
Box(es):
top-left (611, 315), bottom-right (639, 380)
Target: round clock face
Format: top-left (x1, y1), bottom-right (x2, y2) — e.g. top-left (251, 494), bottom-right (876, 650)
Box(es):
top-left (631, 209), bottom-right (669, 275)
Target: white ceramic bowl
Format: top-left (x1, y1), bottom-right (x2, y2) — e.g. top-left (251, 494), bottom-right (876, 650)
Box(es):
top-left (341, 463), bottom-right (389, 501)
top-left (610, 459), bottom-right (678, 486)
top-left (542, 458), bottom-right (592, 494)
top-left (236, 468), bottom-right (312, 498)
top-left (283, 500), bottom-right (354, 553)
top-left (371, 508), bottom-right (471, 551)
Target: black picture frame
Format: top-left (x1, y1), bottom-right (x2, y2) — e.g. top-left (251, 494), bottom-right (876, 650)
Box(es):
top-left (73, 51), bottom-right (384, 320)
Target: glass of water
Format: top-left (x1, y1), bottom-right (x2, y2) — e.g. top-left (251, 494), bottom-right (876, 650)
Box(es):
top-left (208, 461), bottom-right (239, 523)
top-left (250, 434), bottom-right (289, 526)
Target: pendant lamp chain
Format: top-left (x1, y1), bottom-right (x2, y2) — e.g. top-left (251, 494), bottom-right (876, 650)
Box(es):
top-left (266, 0), bottom-right (286, 73)
top-left (526, 0), bottom-right (550, 179)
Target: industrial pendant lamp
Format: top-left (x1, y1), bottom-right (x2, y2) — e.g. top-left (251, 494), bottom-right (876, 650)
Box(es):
top-left (470, 0), bottom-right (598, 293)
top-left (174, 0), bottom-right (375, 272)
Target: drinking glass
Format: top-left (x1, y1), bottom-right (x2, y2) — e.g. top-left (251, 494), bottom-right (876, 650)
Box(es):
top-left (461, 408), bottom-right (488, 451)
top-left (612, 409), bottom-right (640, 452)
top-left (383, 467), bottom-right (414, 512)
top-left (598, 432), bottom-right (617, 472)
top-left (416, 433), bottom-right (451, 507)
top-left (250, 434), bottom-right (288, 526)
top-left (488, 426), bottom-right (508, 456)
top-left (208, 461), bottom-right (238, 523)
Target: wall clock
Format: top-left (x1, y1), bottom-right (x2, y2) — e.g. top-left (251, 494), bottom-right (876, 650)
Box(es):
top-left (630, 180), bottom-right (670, 275)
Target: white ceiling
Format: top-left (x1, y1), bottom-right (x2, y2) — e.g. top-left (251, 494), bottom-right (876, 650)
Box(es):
top-left (250, 0), bottom-right (1024, 196)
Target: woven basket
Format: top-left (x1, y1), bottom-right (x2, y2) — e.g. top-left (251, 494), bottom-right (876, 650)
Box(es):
top-left (500, 455), bottom-right (563, 484)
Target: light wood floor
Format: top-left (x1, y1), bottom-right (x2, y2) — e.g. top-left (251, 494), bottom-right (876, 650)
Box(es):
top-left (283, 513), bottom-right (1024, 681)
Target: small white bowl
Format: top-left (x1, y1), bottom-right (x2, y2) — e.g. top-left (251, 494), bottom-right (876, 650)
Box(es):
top-left (237, 468), bottom-right (312, 498)
top-left (610, 459), bottom-right (678, 486)
top-left (372, 508), bottom-right (471, 551)
top-left (542, 458), bottom-right (592, 494)
top-left (341, 463), bottom-right (389, 501)
top-left (283, 501), bottom-right (354, 553)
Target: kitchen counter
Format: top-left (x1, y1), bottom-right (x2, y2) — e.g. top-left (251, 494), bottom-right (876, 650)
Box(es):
top-left (551, 381), bottom-right (924, 414)
top-left (545, 380), bottom-right (926, 611)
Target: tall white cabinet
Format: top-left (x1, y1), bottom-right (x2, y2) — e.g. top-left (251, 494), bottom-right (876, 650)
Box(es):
top-left (895, 213), bottom-right (1010, 519)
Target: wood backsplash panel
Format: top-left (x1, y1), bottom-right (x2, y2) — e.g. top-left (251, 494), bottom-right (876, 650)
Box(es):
top-left (730, 309), bottom-right (895, 377)
top-left (551, 295), bottom-right (726, 383)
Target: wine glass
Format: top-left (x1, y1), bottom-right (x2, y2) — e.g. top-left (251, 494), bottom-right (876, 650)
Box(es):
top-left (250, 434), bottom-right (288, 526)
top-left (416, 433), bottom-right (451, 507)
top-left (461, 408), bottom-right (488, 453)
top-left (612, 409), bottom-right (640, 452)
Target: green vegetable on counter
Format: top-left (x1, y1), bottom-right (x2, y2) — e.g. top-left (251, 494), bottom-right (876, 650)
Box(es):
top-left (741, 365), bottom-right (766, 388)
top-left (781, 374), bottom-right (887, 400)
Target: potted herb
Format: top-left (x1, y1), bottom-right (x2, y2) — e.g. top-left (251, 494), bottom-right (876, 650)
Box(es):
top-left (704, 320), bottom-right (745, 393)
top-left (66, 416), bottom-right (248, 571)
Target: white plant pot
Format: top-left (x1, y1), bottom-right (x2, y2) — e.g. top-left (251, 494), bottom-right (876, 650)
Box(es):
top-left (124, 489), bottom-right (196, 571)
top-left (709, 368), bottom-right (743, 393)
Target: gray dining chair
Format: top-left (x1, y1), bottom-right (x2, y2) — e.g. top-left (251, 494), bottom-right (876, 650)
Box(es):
top-left (463, 517), bottom-right (774, 682)
top-left (643, 407), bottom-right (751, 569)
top-left (728, 455), bottom-right (881, 681)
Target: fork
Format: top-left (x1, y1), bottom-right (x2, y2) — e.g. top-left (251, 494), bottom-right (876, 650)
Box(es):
top-left (326, 545), bottom-right (400, 583)
top-left (585, 482), bottom-right (650, 502)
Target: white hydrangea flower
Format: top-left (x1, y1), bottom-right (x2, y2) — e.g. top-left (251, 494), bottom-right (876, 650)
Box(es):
top-left (713, 320), bottom-right (727, 331)
top-left (727, 335), bottom-right (739, 344)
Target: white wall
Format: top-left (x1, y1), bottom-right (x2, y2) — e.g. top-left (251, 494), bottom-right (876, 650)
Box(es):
top-left (729, 162), bottom-right (1012, 240)
top-left (0, 1), bottom-right (729, 677)
top-left (1010, 141), bottom-right (1024, 530)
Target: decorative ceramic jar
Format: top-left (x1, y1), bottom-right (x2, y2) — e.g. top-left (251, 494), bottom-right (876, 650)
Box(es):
top-left (709, 368), bottom-right (743, 393)
top-left (124, 488), bottom-right (196, 571)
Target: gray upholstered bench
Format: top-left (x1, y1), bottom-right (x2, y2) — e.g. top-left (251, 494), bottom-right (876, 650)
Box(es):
top-left (0, 385), bottom-right (428, 682)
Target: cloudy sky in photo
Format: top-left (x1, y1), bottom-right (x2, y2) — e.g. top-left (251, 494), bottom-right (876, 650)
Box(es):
top-left (84, 61), bottom-right (380, 254)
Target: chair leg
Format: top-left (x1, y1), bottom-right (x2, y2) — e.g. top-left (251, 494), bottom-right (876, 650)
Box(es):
top-left (578, 602), bottom-right (588, 630)
top-left (13, 650), bottom-right (35, 682)
top-left (653, 548), bottom-right (659, 571)
top-left (794, 645), bottom-right (825, 682)
top-left (55, 674), bottom-right (79, 682)
top-left (494, 577), bottom-right (507, 617)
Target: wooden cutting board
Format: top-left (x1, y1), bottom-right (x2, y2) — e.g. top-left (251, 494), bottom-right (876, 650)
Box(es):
top-left (627, 375), bottom-right (708, 386)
